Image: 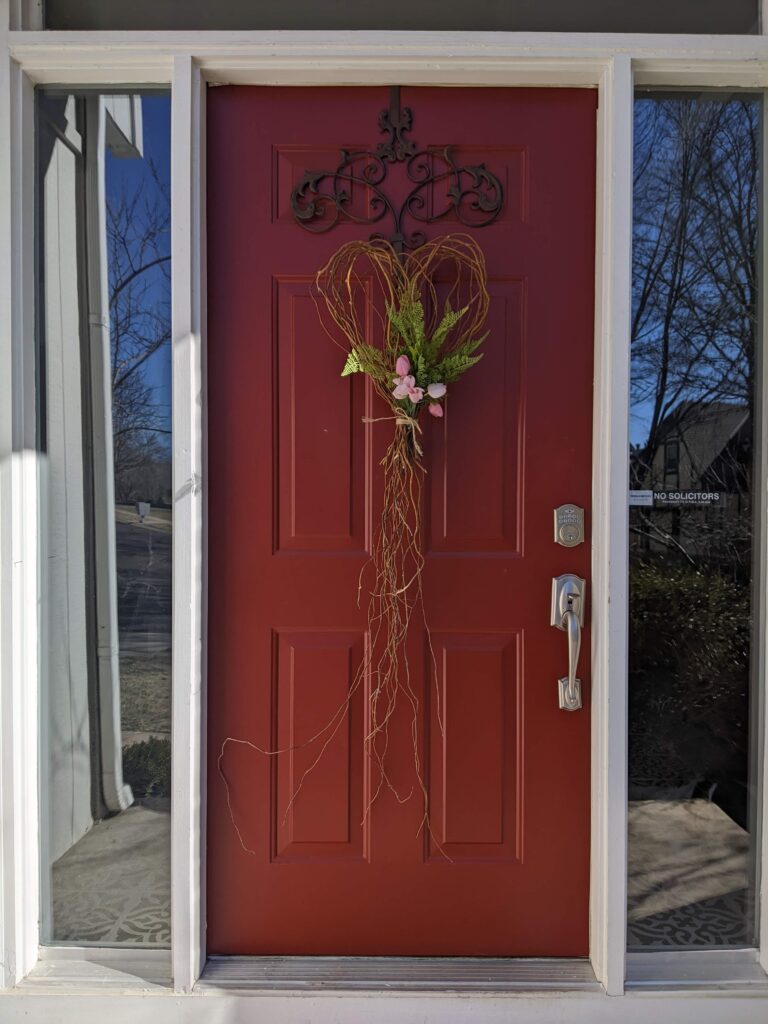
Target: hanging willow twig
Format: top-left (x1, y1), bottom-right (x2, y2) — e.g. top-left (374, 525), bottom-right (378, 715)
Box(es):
top-left (219, 234), bottom-right (490, 849)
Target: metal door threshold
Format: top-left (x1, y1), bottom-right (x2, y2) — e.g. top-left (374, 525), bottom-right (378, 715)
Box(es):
top-left (198, 956), bottom-right (600, 992)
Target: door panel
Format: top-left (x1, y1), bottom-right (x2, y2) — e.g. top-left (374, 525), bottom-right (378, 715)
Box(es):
top-left (273, 630), bottom-right (366, 861)
top-left (207, 86), bottom-right (596, 956)
top-left (428, 278), bottom-right (523, 553)
top-left (426, 632), bottom-right (519, 859)
top-left (274, 277), bottom-right (368, 553)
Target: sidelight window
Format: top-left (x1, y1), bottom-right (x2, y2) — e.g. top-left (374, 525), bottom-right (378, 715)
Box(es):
top-left (628, 92), bottom-right (761, 950)
top-left (36, 89), bottom-right (172, 947)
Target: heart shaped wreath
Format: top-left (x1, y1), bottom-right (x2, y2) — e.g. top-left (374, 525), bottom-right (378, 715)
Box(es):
top-left (220, 234), bottom-right (490, 847)
top-left (312, 233), bottom-right (490, 823)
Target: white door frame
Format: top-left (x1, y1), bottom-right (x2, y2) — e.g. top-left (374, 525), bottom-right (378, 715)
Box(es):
top-left (2, 20), bottom-right (768, 1015)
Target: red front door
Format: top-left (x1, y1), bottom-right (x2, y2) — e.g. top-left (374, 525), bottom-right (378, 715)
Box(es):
top-left (207, 86), bottom-right (596, 956)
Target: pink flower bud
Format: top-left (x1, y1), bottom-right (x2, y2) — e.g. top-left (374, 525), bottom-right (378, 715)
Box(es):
top-left (395, 355), bottom-right (410, 377)
top-left (428, 402), bottom-right (444, 418)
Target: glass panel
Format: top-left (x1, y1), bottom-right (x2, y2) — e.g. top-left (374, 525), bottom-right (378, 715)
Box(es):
top-left (37, 90), bottom-right (172, 946)
top-left (44, 0), bottom-right (759, 34)
top-left (628, 93), bottom-right (760, 949)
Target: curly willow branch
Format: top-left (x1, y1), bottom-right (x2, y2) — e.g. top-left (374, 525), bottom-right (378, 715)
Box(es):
top-left (219, 234), bottom-right (490, 857)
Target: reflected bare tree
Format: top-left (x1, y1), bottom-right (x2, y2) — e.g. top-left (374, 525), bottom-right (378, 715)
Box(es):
top-left (631, 97), bottom-right (759, 572)
top-left (108, 163), bottom-right (171, 504)
top-left (628, 97), bottom-right (759, 848)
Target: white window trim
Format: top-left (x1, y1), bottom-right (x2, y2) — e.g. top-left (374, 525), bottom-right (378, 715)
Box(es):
top-left (0, 23), bottom-right (767, 1016)
top-left (0, 32), bottom-right (39, 988)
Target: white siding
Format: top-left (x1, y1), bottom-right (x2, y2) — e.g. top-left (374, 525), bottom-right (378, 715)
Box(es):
top-left (39, 98), bottom-right (92, 865)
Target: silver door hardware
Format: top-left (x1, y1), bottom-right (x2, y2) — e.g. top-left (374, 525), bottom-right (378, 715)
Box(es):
top-left (550, 574), bottom-right (586, 711)
top-left (554, 504), bottom-right (584, 547)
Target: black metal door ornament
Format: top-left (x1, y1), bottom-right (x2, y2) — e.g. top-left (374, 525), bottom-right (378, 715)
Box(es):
top-left (290, 87), bottom-right (504, 254)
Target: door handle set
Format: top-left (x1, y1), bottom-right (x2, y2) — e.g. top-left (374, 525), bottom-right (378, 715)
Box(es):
top-left (550, 574), bottom-right (586, 711)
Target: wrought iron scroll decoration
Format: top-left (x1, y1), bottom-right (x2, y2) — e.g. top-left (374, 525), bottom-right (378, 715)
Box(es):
top-left (290, 87), bottom-right (504, 254)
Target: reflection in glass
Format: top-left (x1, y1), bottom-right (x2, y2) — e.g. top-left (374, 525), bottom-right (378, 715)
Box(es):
top-left (628, 94), bottom-right (759, 948)
top-left (38, 91), bottom-right (172, 946)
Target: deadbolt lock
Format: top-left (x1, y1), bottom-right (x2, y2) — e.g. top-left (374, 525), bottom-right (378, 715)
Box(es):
top-left (554, 504), bottom-right (585, 547)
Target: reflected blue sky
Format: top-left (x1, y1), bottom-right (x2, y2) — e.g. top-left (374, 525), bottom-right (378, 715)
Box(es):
top-left (631, 95), bottom-right (758, 451)
top-left (106, 94), bottom-right (171, 437)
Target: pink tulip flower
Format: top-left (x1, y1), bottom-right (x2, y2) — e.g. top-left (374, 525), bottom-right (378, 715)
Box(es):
top-left (427, 382), bottom-right (447, 399)
top-left (428, 403), bottom-right (444, 418)
top-left (393, 374), bottom-right (415, 399)
top-left (392, 356), bottom-right (412, 390)
top-left (392, 375), bottom-right (424, 404)
top-left (395, 354), bottom-right (410, 377)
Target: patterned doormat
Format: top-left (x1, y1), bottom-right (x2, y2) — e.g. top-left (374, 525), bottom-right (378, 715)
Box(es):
top-left (627, 888), bottom-right (749, 947)
top-left (51, 800), bottom-right (170, 946)
top-left (627, 799), bottom-right (752, 948)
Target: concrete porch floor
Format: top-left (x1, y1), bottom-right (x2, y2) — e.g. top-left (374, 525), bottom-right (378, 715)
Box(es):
top-left (49, 797), bottom-right (749, 949)
top-left (52, 798), bottom-right (170, 946)
top-left (627, 798), bottom-right (751, 947)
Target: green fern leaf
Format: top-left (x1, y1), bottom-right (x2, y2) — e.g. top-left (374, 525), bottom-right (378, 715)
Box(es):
top-left (433, 332), bottom-right (488, 383)
top-left (352, 343), bottom-right (390, 383)
top-left (388, 297), bottom-right (427, 359)
top-left (340, 351), bottom-right (360, 376)
top-left (426, 304), bottom-right (469, 360)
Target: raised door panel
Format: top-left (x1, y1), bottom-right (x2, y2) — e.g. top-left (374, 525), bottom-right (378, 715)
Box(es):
top-left (427, 278), bottom-right (524, 554)
top-left (426, 632), bottom-right (521, 862)
top-left (273, 630), bottom-right (368, 861)
top-left (274, 277), bottom-right (369, 554)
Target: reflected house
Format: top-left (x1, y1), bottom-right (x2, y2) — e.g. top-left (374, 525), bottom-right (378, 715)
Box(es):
top-left (38, 94), bottom-right (144, 874)
top-left (631, 399), bottom-right (752, 572)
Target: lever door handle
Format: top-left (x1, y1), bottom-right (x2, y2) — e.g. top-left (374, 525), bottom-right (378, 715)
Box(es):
top-left (551, 574), bottom-right (586, 711)
top-left (564, 602), bottom-right (581, 704)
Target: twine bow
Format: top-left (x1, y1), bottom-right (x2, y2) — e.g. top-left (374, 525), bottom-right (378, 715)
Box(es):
top-left (362, 413), bottom-right (423, 457)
